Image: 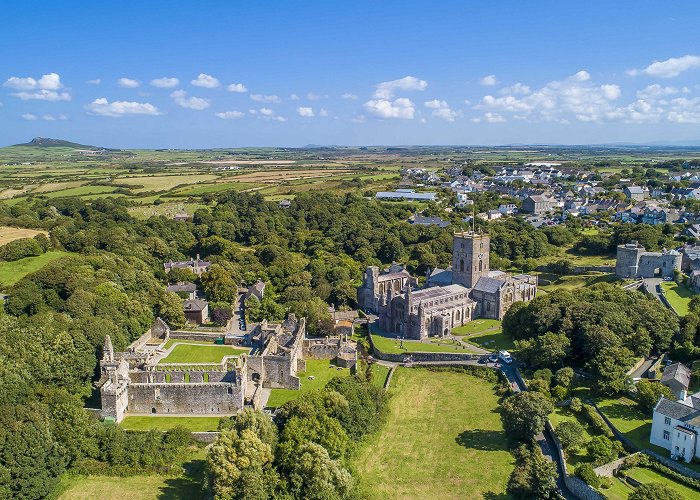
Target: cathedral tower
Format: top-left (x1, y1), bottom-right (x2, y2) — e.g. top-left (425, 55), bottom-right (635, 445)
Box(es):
top-left (452, 231), bottom-right (490, 288)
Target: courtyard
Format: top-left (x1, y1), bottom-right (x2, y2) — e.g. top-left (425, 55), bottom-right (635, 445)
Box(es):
top-left (157, 342), bottom-right (249, 364)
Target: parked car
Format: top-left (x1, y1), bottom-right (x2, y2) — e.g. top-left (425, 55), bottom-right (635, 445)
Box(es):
top-left (498, 350), bottom-right (513, 364)
top-left (488, 353), bottom-right (498, 363)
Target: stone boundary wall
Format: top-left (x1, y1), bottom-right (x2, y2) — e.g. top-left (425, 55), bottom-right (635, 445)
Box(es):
top-left (369, 334), bottom-right (477, 363)
top-left (545, 420), bottom-right (606, 500)
top-left (129, 327), bottom-right (154, 351)
top-left (657, 285), bottom-right (680, 316)
top-left (591, 402), bottom-right (638, 453)
top-left (170, 331), bottom-right (227, 342)
top-left (594, 455), bottom-right (631, 478)
top-left (626, 357), bottom-right (647, 377)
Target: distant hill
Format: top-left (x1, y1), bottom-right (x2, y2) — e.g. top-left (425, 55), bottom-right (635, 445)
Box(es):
top-left (11, 137), bottom-right (108, 150)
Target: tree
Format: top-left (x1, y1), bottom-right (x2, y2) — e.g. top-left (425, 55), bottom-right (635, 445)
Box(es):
top-left (591, 346), bottom-right (635, 395)
top-left (556, 420), bottom-right (585, 451)
top-left (0, 238), bottom-right (43, 261)
top-left (507, 445), bottom-right (558, 500)
top-left (200, 264), bottom-right (238, 303)
top-left (218, 409), bottom-right (278, 449)
top-left (519, 331), bottom-right (571, 368)
top-left (636, 379), bottom-right (674, 414)
top-left (587, 435), bottom-right (617, 466)
top-left (501, 392), bottom-right (553, 442)
top-left (554, 367), bottom-right (574, 389)
top-left (206, 429), bottom-right (278, 500)
top-left (286, 442), bottom-right (353, 500)
top-left (157, 292), bottom-right (186, 329)
top-left (574, 463), bottom-right (600, 488)
top-left (628, 482), bottom-right (683, 500)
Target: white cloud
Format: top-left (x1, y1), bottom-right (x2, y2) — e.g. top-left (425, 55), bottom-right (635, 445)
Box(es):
top-left (571, 70), bottom-right (591, 82)
top-left (667, 97), bottom-right (700, 123)
top-left (191, 73), bottom-right (220, 88)
top-left (170, 90), bottom-right (211, 110)
top-left (629, 55), bottom-right (700, 78)
top-left (41, 114), bottom-right (66, 121)
top-left (319, 108), bottom-right (329, 117)
top-left (500, 83), bottom-right (531, 95)
top-left (290, 94), bottom-right (300, 100)
top-left (118, 77), bottom-right (139, 88)
top-left (297, 106), bottom-right (314, 117)
top-left (341, 93), bottom-right (358, 100)
top-left (250, 94), bottom-right (281, 103)
top-left (87, 78), bottom-right (101, 85)
top-left (364, 98), bottom-right (415, 119)
top-left (473, 112), bottom-right (506, 123)
top-left (351, 115), bottom-right (366, 123)
top-left (4, 72), bottom-right (63, 90)
top-left (248, 107), bottom-right (286, 122)
top-left (215, 111), bottom-right (244, 119)
top-left (307, 92), bottom-right (326, 101)
top-left (423, 99), bottom-right (461, 122)
top-left (227, 83), bottom-right (248, 93)
top-left (21, 113), bottom-right (37, 120)
top-left (479, 75), bottom-right (499, 86)
top-left (86, 97), bottom-right (161, 117)
top-left (636, 84), bottom-right (684, 99)
top-left (373, 76), bottom-right (427, 99)
top-left (260, 108), bottom-right (274, 116)
top-left (150, 77), bottom-right (179, 88)
top-left (14, 90), bottom-right (71, 101)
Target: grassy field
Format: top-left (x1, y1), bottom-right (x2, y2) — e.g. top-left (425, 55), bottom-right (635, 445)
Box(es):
top-left (266, 359), bottom-right (350, 408)
top-left (371, 363), bottom-right (391, 389)
top-left (625, 467), bottom-right (700, 498)
top-left (661, 281), bottom-right (693, 316)
top-left (43, 185), bottom-right (119, 198)
top-left (0, 226), bottom-right (47, 245)
top-left (127, 202), bottom-right (205, 219)
top-left (0, 250), bottom-right (72, 287)
top-left (354, 367), bottom-right (514, 499)
top-left (159, 343), bottom-right (248, 364)
top-left (120, 416), bottom-right (222, 432)
top-left (595, 396), bottom-right (651, 450)
top-left (536, 272), bottom-right (618, 293)
top-left (172, 181), bottom-right (262, 195)
top-left (56, 449), bottom-right (206, 499)
top-left (452, 320), bottom-right (514, 351)
top-left (118, 174), bottom-right (219, 192)
top-left (451, 319), bottom-right (501, 336)
top-left (370, 332), bottom-right (477, 354)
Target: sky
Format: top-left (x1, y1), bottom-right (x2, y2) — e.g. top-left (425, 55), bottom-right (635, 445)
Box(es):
top-left (1, 1), bottom-right (700, 148)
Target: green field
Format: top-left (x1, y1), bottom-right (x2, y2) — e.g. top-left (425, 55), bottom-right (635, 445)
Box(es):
top-left (595, 396), bottom-right (650, 450)
top-left (172, 181), bottom-right (262, 195)
top-left (371, 363), bottom-right (391, 389)
top-left (354, 367), bottom-right (514, 499)
top-left (266, 359), bottom-right (350, 408)
top-left (451, 319), bottom-right (501, 336)
top-left (120, 416), bottom-right (222, 432)
top-left (661, 281), bottom-right (693, 316)
top-left (370, 332), bottom-right (477, 354)
top-left (159, 343), bottom-right (248, 364)
top-left (0, 250), bottom-right (72, 287)
top-left (625, 467), bottom-right (700, 499)
top-left (452, 320), bottom-right (513, 351)
top-left (43, 185), bottom-right (119, 198)
top-left (127, 202), bottom-right (205, 220)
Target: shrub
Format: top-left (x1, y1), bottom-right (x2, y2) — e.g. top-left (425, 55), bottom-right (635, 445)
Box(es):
top-left (581, 404), bottom-right (614, 438)
top-left (587, 435), bottom-right (617, 466)
top-left (574, 463), bottom-right (600, 488)
top-left (570, 397), bottom-right (583, 413)
top-left (556, 420), bottom-right (586, 451)
top-left (0, 238), bottom-right (43, 261)
top-left (551, 385), bottom-right (568, 401)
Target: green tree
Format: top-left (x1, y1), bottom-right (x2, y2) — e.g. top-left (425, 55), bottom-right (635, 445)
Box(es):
top-left (506, 445), bottom-right (558, 500)
top-left (628, 482), bottom-right (683, 500)
top-left (286, 442), bottom-right (353, 500)
top-left (554, 367), bottom-right (574, 389)
top-left (501, 392), bottom-right (553, 442)
top-left (200, 264), bottom-right (238, 303)
top-left (157, 291), bottom-right (186, 329)
top-left (636, 379), bottom-right (675, 414)
top-left (587, 435), bottom-right (617, 465)
top-left (556, 420), bottom-right (585, 451)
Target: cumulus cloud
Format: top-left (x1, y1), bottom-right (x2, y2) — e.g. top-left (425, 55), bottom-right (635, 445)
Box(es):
top-left (191, 73), bottom-right (220, 88)
top-left (476, 70), bottom-right (620, 123)
top-left (86, 98), bottom-right (161, 117)
top-left (373, 76), bottom-right (427, 99)
top-left (319, 108), bottom-right (329, 117)
top-left (87, 78), bottom-right (101, 85)
top-left (290, 94), bottom-right (300, 100)
top-left (118, 77), bottom-right (139, 88)
top-left (479, 75), bottom-right (499, 86)
top-left (472, 112), bottom-right (506, 123)
top-left (629, 55), bottom-right (700, 78)
top-left (250, 94), bottom-right (281, 103)
top-left (423, 99), bottom-right (461, 122)
top-left (364, 98), bottom-right (415, 119)
top-left (170, 90), bottom-right (211, 110)
top-left (227, 83), bottom-right (247, 93)
top-left (341, 93), bottom-right (358, 100)
top-left (150, 77), bottom-right (179, 88)
top-left (636, 84), bottom-right (687, 99)
top-left (297, 106), bottom-right (314, 117)
top-left (307, 92), bottom-right (326, 101)
top-left (500, 83), bottom-right (531, 95)
top-left (4, 73), bottom-right (70, 101)
top-left (215, 111), bottom-right (244, 119)
top-left (249, 107), bottom-right (286, 121)
top-left (39, 114), bottom-right (67, 121)
top-left (21, 113), bottom-right (37, 120)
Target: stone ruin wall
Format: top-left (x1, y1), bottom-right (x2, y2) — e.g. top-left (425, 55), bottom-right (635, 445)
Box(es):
top-left (128, 382), bottom-right (245, 415)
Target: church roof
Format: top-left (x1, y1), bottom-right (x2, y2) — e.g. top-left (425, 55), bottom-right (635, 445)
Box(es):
top-left (473, 276), bottom-right (506, 293)
top-left (428, 267), bottom-right (453, 286)
top-left (411, 284), bottom-right (470, 301)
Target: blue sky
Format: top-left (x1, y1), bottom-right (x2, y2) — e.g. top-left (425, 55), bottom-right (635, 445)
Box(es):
top-left (1, 1), bottom-right (700, 148)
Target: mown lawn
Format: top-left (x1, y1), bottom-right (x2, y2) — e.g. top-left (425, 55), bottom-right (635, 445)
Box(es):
top-left (120, 416), bottom-right (222, 432)
top-left (661, 281), bottom-right (693, 316)
top-left (266, 359), bottom-right (350, 408)
top-left (159, 343), bottom-right (248, 364)
top-left (354, 367), bottom-right (514, 499)
top-left (370, 332), bottom-right (477, 354)
top-left (370, 363), bottom-right (391, 389)
top-left (595, 396), bottom-right (650, 450)
top-left (451, 319), bottom-right (501, 336)
top-left (162, 339), bottom-right (223, 350)
top-left (0, 250), bottom-right (72, 287)
top-left (625, 467), bottom-right (700, 498)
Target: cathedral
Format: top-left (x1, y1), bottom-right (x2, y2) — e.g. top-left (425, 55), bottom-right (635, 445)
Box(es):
top-left (357, 231), bottom-right (538, 340)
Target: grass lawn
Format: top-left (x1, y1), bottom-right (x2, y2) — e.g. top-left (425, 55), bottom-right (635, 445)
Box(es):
top-left (120, 416), bottom-right (222, 432)
top-left (118, 174), bottom-right (219, 193)
top-left (465, 329), bottom-right (515, 351)
top-left (172, 181), bottom-right (262, 195)
top-left (159, 343), bottom-right (248, 364)
top-left (595, 396), bottom-right (651, 450)
top-left (56, 449), bottom-right (206, 499)
top-left (43, 185), bottom-right (119, 198)
top-left (660, 281), bottom-right (693, 316)
top-left (266, 359), bottom-right (350, 408)
top-left (549, 406), bottom-right (596, 472)
top-left (162, 339), bottom-right (223, 349)
top-left (599, 476), bottom-right (635, 500)
top-left (371, 363), bottom-right (391, 389)
top-left (625, 467), bottom-right (700, 498)
top-left (370, 332), bottom-right (477, 354)
top-left (0, 250), bottom-right (72, 287)
top-left (451, 319), bottom-right (501, 336)
top-left (354, 367), bottom-right (514, 499)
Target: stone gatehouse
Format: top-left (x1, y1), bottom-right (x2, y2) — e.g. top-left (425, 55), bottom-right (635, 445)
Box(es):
top-left (615, 241), bottom-right (681, 279)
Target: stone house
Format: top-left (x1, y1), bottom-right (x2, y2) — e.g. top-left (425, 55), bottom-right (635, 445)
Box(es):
top-left (184, 299), bottom-right (209, 325)
top-left (615, 242), bottom-right (681, 279)
top-left (166, 282), bottom-right (197, 300)
top-left (522, 195), bottom-right (555, 215)
top-left (623, 185), bottom-right (648, 201)
top-left (163, 254), bottom-right (211, 275)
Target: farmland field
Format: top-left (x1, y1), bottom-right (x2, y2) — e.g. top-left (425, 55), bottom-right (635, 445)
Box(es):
top-left (117, 174), bottom-right (219, 192)
top-left (0, 226), bottom-right (48, 245)
top-left (120, 416), bottom-right (222, 432)
top-left (354, 367), bottom-right (514, 499)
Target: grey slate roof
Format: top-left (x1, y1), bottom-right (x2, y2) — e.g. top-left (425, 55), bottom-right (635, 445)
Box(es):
top-left (662, 362), bottom-right (691, 389)
top-left (166, 282), bottom-right (196, 293)
top-left (184, 299), bottom-right (208, 312)
top-left (473, 276), bottom-right (506, 294)
top-left (656, 397), bottom-right (697, 420)
top-left (428, 267), bottom-right (453, 286)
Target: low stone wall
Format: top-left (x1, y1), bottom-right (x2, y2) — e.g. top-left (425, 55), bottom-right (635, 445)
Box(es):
top-left (369, 334), bottom-right (477, 363)
top-left (594, 455), bottom-right (630, 478)
top-left (644, 448), bottom-right (700, 481)
top-left (383, 366), bottom-right (395, 391)
top-left (170, 331), bottom-right (226, 342)
top-left (591, 402), bottom-right (639, 453)
top-left (191, 431), bottom-right (220, 443)
top-left (129, 328), bottom-right (154, 351)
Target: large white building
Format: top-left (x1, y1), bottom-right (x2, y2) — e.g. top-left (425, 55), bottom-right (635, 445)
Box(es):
top-left (651, 391), bottom-right (700, 463)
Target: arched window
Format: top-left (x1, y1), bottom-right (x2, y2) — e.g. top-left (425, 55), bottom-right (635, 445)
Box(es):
top-left (479, 260), bottom-right (483, 271)
top-left (460, 259), bottom-right (465, 272)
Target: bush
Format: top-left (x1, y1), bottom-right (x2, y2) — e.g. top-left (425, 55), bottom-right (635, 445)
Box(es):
top-left (551, 385), bottom-right (568, 401)
top-left (0, 238), bottom-right (43, 261)
top-left (570, 397), bottom-right (583, 413)
top-left (587, 435), bottom-right (617, 466)
top-left (556, 420), bottom-right (585, 451)
top-left (574, 463), bottom-right (600, 488)
top-left (636, 379), bottom-right (674, 414)
top-left (580, 404), bottom-right (614, 438)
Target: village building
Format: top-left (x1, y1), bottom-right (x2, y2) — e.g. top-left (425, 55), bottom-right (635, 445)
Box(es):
top-left (522, 194), bottom-right (555, 215)
top-left (614, 241), bottom-right (681, 279)
top-left (184, 298), bottom-right (209, 325)
top-left (166, 282), bottom-right (197, 300)
top-left (662, 362), bottom-right (692, 400)
top-left (651, 392), bottom-right (700, 463)
top-left (163, 255), bottom-right (211, 275)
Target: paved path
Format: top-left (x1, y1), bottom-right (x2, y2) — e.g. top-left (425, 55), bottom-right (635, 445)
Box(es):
top-left (644, 277), bottom-right (664, 303)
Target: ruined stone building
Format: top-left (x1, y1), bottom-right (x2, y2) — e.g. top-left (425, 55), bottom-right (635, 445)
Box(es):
top-left (615, 241), bottom-right (681, 279)
top-left (358, 231), bottom-right (538, 340)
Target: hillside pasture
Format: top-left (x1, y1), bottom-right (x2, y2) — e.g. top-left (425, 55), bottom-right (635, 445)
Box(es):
top-left (117, 174), bottom-right (219, 192)
top-left (0, 226), bottom-right (48, 245)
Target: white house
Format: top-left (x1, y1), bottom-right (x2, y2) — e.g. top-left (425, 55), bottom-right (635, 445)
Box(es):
top-left (651, 392), bottom-right (700, 463)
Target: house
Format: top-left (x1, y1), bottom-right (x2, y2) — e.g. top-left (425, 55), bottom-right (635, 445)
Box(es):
top-left (651, 392), bottom-right (700, 462)
top-left (498, 204), bottom-right (517, 215)
top-left (245, 279), bottom-right (266, 302)
top-left (279, 199), bottom-right (292, 209)
top-left (485, 210), bottom-right (502, 220)
top-left (409, 215), bottom-right (450, 228)
top-left (163, 255), bottom-right (211, 275)
top-left (685, 225), bottom-right (700, 240)
top-left (623, 185), bottom-right (648, 201)
top-left (166, 282), bottom-right (197, 300)
top-left (172, 213), bottom-right (190, 222)
top-left (375, 189), bottom-right (437, 201)
top-left (522, 195), bottom-right (555, 215)
top-left (662, 363), bottom-right (692, 399)
top-left (184, 299), bottom-right (209, 325)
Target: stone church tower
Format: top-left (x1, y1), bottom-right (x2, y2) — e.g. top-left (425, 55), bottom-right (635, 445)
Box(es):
top-left (452, 231), bottom-right (490, 288)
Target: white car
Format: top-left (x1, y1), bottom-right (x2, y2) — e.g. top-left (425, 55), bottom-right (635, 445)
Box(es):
top-left (498, 350), bottom-right (513, 364)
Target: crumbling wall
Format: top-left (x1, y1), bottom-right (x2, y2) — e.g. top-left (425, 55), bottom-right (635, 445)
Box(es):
top-left (128, 382), bottom-right (244, 414)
